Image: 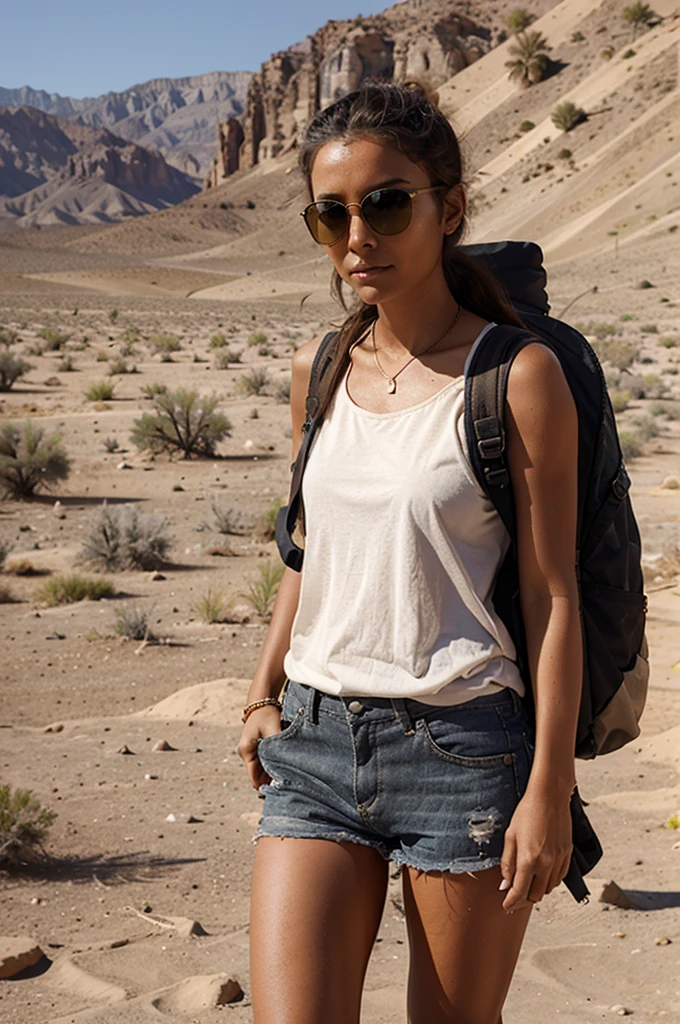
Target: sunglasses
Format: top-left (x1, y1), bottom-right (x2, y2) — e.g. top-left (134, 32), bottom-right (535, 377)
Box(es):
top-left (301, 185), bottom-right (447, 246)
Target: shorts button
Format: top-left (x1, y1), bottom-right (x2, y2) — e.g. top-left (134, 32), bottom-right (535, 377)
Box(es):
top-left (503, 753), bottom-right (514, 766)
top-left (348, 700), bottom-right (363, 714)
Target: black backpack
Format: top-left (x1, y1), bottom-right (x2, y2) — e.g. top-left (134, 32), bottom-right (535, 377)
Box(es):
top-left (276, 240), bottom-right (649, 900)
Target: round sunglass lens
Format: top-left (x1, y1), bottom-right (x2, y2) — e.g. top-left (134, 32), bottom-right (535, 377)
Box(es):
top-left (363, 189), bottom-right (412, 235)
top-left (307, 202), bottom-right (347, 244)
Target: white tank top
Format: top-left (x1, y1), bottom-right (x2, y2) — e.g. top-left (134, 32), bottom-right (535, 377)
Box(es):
top-left (283, 323), bottom-right (525, 706)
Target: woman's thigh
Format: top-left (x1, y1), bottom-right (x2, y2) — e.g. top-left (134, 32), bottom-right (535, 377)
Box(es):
top-left (402, 863), bottom-right (531, 1024)
top-left (250, 836), bottom-right (389, 1024)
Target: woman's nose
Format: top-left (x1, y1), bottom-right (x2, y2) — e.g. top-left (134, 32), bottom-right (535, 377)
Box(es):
top-left (346, 206), bottom-right (377, 249)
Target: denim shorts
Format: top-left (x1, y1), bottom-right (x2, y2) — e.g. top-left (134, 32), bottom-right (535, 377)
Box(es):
top-left (254, 680), bottom-right (535, 874)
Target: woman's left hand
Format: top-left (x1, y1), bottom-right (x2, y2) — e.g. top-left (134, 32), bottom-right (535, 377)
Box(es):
top-left (499, 787), bottom-right (573, 912)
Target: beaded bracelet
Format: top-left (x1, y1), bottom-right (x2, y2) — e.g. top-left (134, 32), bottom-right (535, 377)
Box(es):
top-left (241, 697), bottom-right (283, 723)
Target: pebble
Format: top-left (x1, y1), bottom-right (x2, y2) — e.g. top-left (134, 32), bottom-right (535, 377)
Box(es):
top-left (117, 461), bottom-right (132, 470)
top-left (153, 739), bottom-right (176, 752)
top-left (144, 773), bottom-right (158, 781)
top-left (0, 936), bottom-right (44, 979)
top-left (148, 571), bottom-right (166, 581)
top-left (613, 932), bottom-right (626, 939)
top-left (118, 744), bottom-right (135, 755)
top-left (654, 936), bottom-right (672, 946)
top-left (165, 813), bottom-right (203, 824)
top-left (609, 1007), bottom-right (633, 1016)
top-left (43, 722), bottom-right (64, 733)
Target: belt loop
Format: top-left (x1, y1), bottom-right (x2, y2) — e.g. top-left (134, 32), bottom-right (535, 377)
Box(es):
top-left (308, 685), bottom-right (321, 725)
top-left (391, 698), bottom-right (415, 735)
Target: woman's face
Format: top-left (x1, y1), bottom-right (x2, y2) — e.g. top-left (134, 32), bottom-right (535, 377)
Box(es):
top-left (308, 138), bottom-right (462, 307)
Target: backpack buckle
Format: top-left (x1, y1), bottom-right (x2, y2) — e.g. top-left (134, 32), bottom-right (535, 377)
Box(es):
top-left (484, 467), bottom-right (509, 488)
top-left (478, 436), bottom-right (505, 459)
top-left (474, 416), bottom-right (505, 460)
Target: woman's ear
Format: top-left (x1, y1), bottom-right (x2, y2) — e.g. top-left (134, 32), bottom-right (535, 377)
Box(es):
top-left (442, 183), bottom-right (467, 236)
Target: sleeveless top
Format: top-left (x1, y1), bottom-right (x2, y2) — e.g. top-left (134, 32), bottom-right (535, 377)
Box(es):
top-left (282, 322), bottom-right (525, 706)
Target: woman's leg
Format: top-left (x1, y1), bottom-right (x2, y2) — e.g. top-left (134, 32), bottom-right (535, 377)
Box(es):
top-left (402, 863), bottom-right (531, 1024)
top-left (250, 836), bottom-right (389, 1024)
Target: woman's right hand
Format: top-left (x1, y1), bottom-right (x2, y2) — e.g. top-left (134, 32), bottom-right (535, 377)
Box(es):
top-left (237, 706), bottom-right (283, 790)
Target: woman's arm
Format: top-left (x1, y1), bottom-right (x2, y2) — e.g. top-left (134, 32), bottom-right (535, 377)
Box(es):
top-left (500, 341), bottom-right (581, 911)
top-left (236, 335), bottom-right (323, 789)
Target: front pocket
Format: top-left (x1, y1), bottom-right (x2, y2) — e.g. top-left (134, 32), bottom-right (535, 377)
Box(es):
top-left (258, 706), bottom-right (305, 750)
top-left (421, 720), bottom-right (515, 768)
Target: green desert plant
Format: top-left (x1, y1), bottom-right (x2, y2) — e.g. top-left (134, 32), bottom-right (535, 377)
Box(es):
top-left (551, 101), bottom-right (586, 132)
top-left (601, 46), bottom-right (615, 59)
top-left (150, 333), bottom-right (182, 355)
top-left (592, 338), bottom-right (640, 371)
top-left (38, 327), bottom-right (68, 350)
top-left (609, 389), bottom-right (631, 413)
top-left (519, 120), bottom-right (535, 133)
top-left (619, 431), bottom-right (642, 462)
top-left (255, 498), bottom-right (282, 542)
top-left (622, 1), bottom-right (657, 40)
top-left (80, 502), bottom-right (172, 570)
top-left (86, 379), bottom-right (116, 401)
top-left (108, 356), bottom-right (136, 375)
top-left (659, 336), bottom-right (678, 348)
top-left (237, 368), bottom-right (270, 396)
top-left (239, 561), bottom-right (284, 619)
top-left (0, 352), bottom-right (33, 391)
top-left (506, 8), bottom-right (535, 32)
top-left (194, 589), bottom-right (225, 624)
top-left (0, 785), bottom-right (57, 868)
top-left (640, 323), bottom-right (658, 334)
top-left (103, 436), bottom-right (120, 453)
top-left (35, 573), bottom-right (115, 606)
top-left (131, 388), bottom-right (232, 459)
top-left (505, 31), bottom-right (552, 87)
top-left (0, 421), bottom-right (71, 499)
top-left (109, 309), bottom-right (119, 324)
top-left (114, 604), bottom-right (156, 641)
top-left (210, 332), bottom-right (227, 348)
top-left (142, 381), bottom-right (168, 399)
top-left (248, 331), bottom-right (267, 347)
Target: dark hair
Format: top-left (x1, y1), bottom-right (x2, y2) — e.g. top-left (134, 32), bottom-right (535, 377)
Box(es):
top-left (299, 80), bottom-right (524, 418)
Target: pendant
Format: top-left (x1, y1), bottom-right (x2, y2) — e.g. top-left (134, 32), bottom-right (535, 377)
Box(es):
top-left (387, 378), bottom-right (396, 394)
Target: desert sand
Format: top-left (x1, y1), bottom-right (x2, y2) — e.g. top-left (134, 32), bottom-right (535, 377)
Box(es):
top-left (1, 0), bottom-right (680, 1019)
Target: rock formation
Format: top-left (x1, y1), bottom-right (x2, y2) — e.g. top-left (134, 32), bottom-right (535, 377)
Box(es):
top-left (208, 0), bottom-right (490, 185)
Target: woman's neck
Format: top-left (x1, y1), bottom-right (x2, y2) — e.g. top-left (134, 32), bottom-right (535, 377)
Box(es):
top-left (373, 271), bottom-right (459, 356)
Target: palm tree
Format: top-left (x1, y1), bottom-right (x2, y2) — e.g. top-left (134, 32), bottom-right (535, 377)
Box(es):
top-left (505, 31), bottom-right (552, 88)
top-left (506, 8), bottom-right (535, 33)
top-left (622, 2), bottom-right (657, 40)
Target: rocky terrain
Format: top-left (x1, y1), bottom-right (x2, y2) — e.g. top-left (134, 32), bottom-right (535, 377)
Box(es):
top-left (0, 107), bottom-right (200, 230)
top-left (0, 0), bottom-right (679, 1020)
top-left (0, 73), bottom-right (252, 182)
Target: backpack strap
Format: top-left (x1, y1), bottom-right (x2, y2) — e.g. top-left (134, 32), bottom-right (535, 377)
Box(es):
top-left (275, 331), bottom-right (339, 571)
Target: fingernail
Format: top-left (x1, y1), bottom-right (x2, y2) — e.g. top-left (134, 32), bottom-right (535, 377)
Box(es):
top-left (499, 878), bottom-right (511, 891)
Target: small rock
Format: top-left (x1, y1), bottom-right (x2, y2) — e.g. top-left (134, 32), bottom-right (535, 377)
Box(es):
top-left (148, 571), bottom-right (166, 581)
top-left (598, 880), bottom-right (643, 910)
top-left (52, 500), bottom-right (66, 520)
top-left (110, 938), bottom-right (129, 949)
top-left (118, 744), bottom-right (135, 755)
top-left (117, 461), bottom-right (132, 470)
top-left (43, 722), bottom-right (64, 734)
top-left (654, 936), bottom-right (672, 946)
top-left (144, 773), bottom-right (158, 781)
top-left (609, 1006), bottom-right (633, 1016)
top-left (243, 439), bottom-right (254, 450)
top-left (660, 475), bottom-right (679, 490)
top-left (165, 812), bottom-right (203, 824)
top-left (44, 376), bottom-right (61, 387)
top-left (613, 932), bottom-right (626, 939)
top-left (153, 739), bottom-right (176, 752)
top-left (0, 936), bottom-right (44, 979)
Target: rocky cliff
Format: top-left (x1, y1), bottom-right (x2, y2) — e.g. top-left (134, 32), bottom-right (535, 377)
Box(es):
top-left (207, 0), bottom-right (491, 187)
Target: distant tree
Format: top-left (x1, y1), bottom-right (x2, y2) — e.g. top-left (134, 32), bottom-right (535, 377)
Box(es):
top-left (131, 388), bottom-right (231, 459)
top-left (0, 421), bottom-right (71, 499)
top-left (622, 1), bottom-right (657, 40)
top-left (551, 101), bottom-right (586, 132)
top-left (505, 31), bottom-right (552, 88)
top-left (506, 8), bottom-right (535, 33)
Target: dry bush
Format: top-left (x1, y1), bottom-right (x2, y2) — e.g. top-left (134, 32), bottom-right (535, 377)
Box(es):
top-left (619, 431), bottom-right (642, 462)
top-left (214, 349), bottom-right (243, 370)
top-left (211, 498), bottom-right (243, 535)
top-left (238, 368), bottom-right (270, 396)
top-left (0, 421), bottom-right (71, 499)
top-left (38, 328), bottom-right (69, 350)
top-left (0, 352), bottom-right (33, 391)
top-left (80, 503), bottom-right (172, 571)
top-left (610, 389), bottom-right (631, 413)
top-left (114, 605), bottom-right (156, 641)
top-left (131, 388), bottom-right (232, 459)
top-left (4, 558), bottom-right (36, 576)
top-left (86, 380), bottom-right (116, 401)
top-left (108, 356), bottom-right (136, 375)
top-left (58, 355), bottom-right (76, 372)
top-left (274, 377), bottom-right (291, 404)
top-left (150, 333), bottom-right (182, 355)
top-left (592, 339), bottom-right (640, 371)
top-left (210, 332), bottom-right (227, 348)
top-left (0, 785), bottom-right (56, 869)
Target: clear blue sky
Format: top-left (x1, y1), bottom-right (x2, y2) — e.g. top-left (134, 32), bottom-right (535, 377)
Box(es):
top-left (2, 0), bottom-right (393, 98)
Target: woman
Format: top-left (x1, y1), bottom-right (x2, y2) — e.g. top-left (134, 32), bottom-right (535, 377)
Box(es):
top-left (237, 81), bottom-right (581, 1024)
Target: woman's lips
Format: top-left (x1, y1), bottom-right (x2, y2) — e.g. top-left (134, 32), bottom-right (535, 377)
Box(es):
top-left (350, 266), bottom-right (391, 281)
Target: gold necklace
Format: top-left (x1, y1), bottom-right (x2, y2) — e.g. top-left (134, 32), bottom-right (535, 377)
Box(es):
top-left (371, 304), bottom-right (462, 394)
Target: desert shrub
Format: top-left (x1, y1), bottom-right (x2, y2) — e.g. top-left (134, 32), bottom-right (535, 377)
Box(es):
top-left (108, 356), bottom-right (136, 375)
top-left (239, 561), bottom-right (284, 619)
top-left (650, 401), bottom-right (680, 419)
top-left (211, 498), bottom-right (242, 535)
top-left (58, 355), bottom-right (76, 372)
top-left (0, 785), bottom-right (56, 868)
top-left (557, 148), bottom-right (573, 160)
top-left (571, 30), bottom-right (585, 42)
top-left (258, 344), bottom-right (272, 357)
top-left (131, 388), bottom-right (231, 459)
top-left (519, 120), bottom-right (535, 133)
top-left (119, 340), bottom-right (138, 357)
top-left (506, 8), bottom-right (535, 32)
top-left (103, 436), bottom-right (119, 452)
top-left (620, 313), bottom-right (635, 322)
top-left (249, 407), bottom-right (259, 419)
top-left (0, 421), bottom-right (71, 499)
top-left (619, 431), bottom-right (642, 461)
top-left (0, 583), bottom-right (16, 603)
top-left (659, 336), bottom-right (677, 348)
top-left (592, 339), bottom-right (640, 371)
top-left (86, 380), bottom-right (116, 401)
top-left (632, 416), bottom-right (659, 443)
top-left (640, 323), bottom-right (658, 334)
top-left (214, 349), bottom-right (243, 370)
top-left (151, 333), bottom-right (182, 355)
top-left (210, 332), bottom-right (227, 348)
top-left (114, 604), bottom-right (155, 641)
top-left (248, 332), bottom-right (267, 347)
top-left (655, 541), bottom-right (680, 581)
top-left (35, 573), bottom-right (115, 606)
top-left (642, 373), bottom-right (668, 398)
top-left (506, 31), bottom-right (551, 87)
top-left (194, 589), bottom-right (225, 624)
top-left (38, 328), bottom-right (68, 350)
top-left (0, 538), bottom-right (10, 569)
top-left (122, 328), bottom-right (139, 344)
top-left (610, 389), bottom-right (631, 413)
top-left (551, 101), bottom-right (586, 132)
top-left (80, 502), bottom-right (172, 570)
top-left (601, 46), bottom-right (615, 59)
top-left (4, 558), bottom-right (36, 576)
top-left (255, 497), bottom-right (281, 542)
top-left (622, 2), bottom-right (657, 37)
top-left (0, 352), bottom-right (33, 391)
top-left (0, 329), bottom-right (20, 347)
top-left (274, 377), bottom-right (291, 404)
top-left (238, 368), bottom-right (270, 396)
top-left (142, 382), bottom-right (167, 399)
top-left (636, 279), bottom-right (654, 289)
top-left (95, 349), bottom-right (109, 362)
top-left (622, 48), bottom-right (636, 58)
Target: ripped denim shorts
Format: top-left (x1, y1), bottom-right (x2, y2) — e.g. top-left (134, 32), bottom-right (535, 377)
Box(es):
top-left (254, 680), bottom-right (535, 874)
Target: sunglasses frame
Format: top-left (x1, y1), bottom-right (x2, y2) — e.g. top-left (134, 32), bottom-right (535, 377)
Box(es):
top-left (301, 185), bottom-right (448, 246)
